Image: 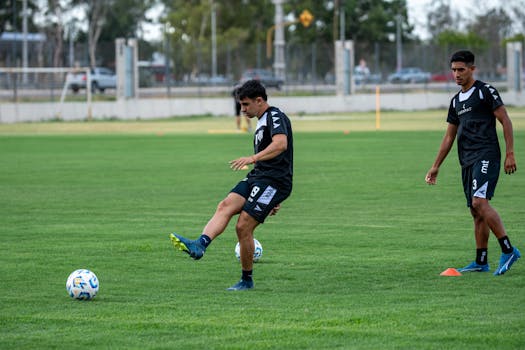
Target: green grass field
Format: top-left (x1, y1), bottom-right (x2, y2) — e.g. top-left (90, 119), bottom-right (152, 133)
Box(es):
top-left (1, 111), bottom-right (524, 349)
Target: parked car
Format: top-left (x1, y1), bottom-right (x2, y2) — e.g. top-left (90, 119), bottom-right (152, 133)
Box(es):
top-left (68, 67), bottom-right (117, 93)
top-left (240, 69), bottom-right (284, 89)
top-left (387, 67), bottom-right (431, 84)
top-left (431, 71), bottom-right (454, 82)
top-left (192, 74), bottom-right (232, 86)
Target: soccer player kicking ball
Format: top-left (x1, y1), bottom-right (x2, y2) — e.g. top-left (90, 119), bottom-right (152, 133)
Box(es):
top-left (425, 50), bottom-right (520, 275)
top-left (170, 79), bottom-right (293, 290)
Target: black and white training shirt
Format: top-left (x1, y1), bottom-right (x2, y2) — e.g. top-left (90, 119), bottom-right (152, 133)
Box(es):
top-left (447, 80), bottom-right (504, 167)
top-left (247, 106), bottom-right (293, 190)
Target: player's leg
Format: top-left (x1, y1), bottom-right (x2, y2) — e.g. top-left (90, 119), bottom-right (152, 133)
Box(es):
top-left (458, 164), bottom-right (490, 272)
top-left (170, 192), bottom-right (246, 260)
top-left (226, 212), bottom-right (260, 291)
top-left (202, 192), bottom-right (246, 240)
top-left (236, 115), bottom-right (241, 129)
top-left (470, 159), bottom-right (520, 275)
top-left (457, 206), bottom-right (491, 272)
top-left (227, 182), bottom-right (291, 290)
top-left (471, 197), bottom-right (506, 239)
top-left (472, 197), bottom-right (521, 275)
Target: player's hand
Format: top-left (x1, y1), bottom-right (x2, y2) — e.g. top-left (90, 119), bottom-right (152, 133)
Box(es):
top-left (229, 156), bottom-right (255, 171)
top-left (425, 167), bottom-right (439, 185)
top-left (269, 204), bottom-right (281, 216)
top-left (504, 152), bottom-right (517, 174)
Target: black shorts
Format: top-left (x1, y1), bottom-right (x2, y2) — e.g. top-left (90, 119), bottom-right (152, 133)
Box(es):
top-left (231, 178), bottom-right (291, 223)
top-left (461, 158), bottom-right (500, 207)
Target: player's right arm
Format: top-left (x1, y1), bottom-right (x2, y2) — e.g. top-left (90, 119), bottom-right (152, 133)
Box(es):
top-left (425, 123), bottom-right (458, 185)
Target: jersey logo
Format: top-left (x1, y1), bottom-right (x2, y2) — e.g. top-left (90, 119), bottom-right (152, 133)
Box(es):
top-left (458, 103), bottom-right (472, 116)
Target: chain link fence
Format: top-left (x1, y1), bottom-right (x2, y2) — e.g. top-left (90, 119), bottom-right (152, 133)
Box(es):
top-left (0, 36), bottom-right (516, 102)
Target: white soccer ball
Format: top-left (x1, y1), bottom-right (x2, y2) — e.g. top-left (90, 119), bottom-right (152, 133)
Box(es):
top-left (66, 269), bottom-right (99, 300)
top-left (235, 238), bottom-right (263, 263)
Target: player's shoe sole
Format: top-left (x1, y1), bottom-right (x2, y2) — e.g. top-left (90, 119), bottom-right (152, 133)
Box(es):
top-left (457, 261), bottom-right (490, 273)
top-left (169, 233), bottom-right (205, 260)
top-left (494, 247), bottom-right (521, 276)
top-left (226, 279), bottom-right (254, 291)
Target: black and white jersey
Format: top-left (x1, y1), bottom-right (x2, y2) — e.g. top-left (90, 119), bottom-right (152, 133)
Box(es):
top-left (247, 106), bottom-right (293, 189)
top-left (447, 80), bottom-right (503, 167)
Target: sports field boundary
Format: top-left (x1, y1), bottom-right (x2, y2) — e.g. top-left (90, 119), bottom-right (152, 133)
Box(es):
top-left (2, 90), bottom-right (525, 123)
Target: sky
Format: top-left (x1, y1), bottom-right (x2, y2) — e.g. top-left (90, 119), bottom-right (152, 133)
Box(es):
top-left (406, 0), bottom-right (505, 40)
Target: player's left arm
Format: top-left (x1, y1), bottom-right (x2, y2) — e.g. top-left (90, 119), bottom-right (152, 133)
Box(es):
top-left (494, 105), bottom-right (517, 174)
top-left (230, 134), bottom-right (287, 170)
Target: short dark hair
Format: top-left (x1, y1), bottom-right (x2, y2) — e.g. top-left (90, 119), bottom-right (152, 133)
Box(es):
top-left (450, 50), bottom-right (475, 65)
top-left (237, 80), bottom-right (268, 101)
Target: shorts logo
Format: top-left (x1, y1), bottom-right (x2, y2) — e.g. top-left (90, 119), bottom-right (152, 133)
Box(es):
top-left (474, 181), bottom-right (488, 198)
top-left (481, 160), bottom-right (489, 174)
top-left (257, 186), bottom-right (277, 205)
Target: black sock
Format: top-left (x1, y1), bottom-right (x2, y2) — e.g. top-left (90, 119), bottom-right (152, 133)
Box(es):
top-left (242, 270), bottom-right (253, 282)
top-left (198, 234), bottom-right (212, 248)
top-left (498, 236), bottom-right (513, 254)
top-left (476, 248), bottom-right (488, 265)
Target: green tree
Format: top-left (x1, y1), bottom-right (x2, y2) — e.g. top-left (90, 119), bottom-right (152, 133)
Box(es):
top-left (71, 0), bottom-right (156, 67)
top-left (426, 0), bottom-right (460, 40)
top-left (163, 0), bottom-right (275, 80)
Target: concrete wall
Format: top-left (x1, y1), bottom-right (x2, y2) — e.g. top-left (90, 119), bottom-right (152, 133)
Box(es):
top-left (1, 90), bottom-right (524, 123)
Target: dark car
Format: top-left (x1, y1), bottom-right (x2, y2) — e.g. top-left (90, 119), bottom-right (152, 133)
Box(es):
top-left (240, 69), bottom-right (284, 89)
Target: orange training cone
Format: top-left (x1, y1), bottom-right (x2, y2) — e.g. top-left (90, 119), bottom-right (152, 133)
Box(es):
top-left (440, 268), bottom-right (462, 276)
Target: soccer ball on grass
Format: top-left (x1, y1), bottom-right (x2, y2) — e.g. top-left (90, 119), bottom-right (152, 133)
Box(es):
top-left (235, 238), bottom-right (263, 263)
top-left (66, 269), bottom-right (99, 300)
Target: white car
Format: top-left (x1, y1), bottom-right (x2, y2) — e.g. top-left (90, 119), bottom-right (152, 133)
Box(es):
top-left (68, 67), bottom-right (117, 93)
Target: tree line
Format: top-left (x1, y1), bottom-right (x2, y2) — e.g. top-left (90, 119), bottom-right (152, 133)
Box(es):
top-left (1, 0), bottom-right (524, 76)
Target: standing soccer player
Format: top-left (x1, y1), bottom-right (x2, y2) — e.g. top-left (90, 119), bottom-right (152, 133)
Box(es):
top-left (170, 79), bottom-right (293, 290)
top-left (425, 50), bottom-right (520, 275)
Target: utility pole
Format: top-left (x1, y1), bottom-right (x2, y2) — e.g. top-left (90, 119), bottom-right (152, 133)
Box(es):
top-left (396, 14), bottom-right (403, 72)
top-left (339, 0), bottom-right (345, 41)
top-left (22, 0), bottom-right (28, 84)
top-left (272, 0), bottom-right (286, 81)
top-left (210, 0), bottom-right (217, 78)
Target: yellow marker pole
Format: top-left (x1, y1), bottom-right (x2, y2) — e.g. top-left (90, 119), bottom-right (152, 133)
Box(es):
top-left (375, 85), bottom-right (381, 130)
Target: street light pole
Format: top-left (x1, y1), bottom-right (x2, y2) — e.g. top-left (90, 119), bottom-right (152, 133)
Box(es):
top-left (210, 0), bottom-right (217, 78)
top-left (396, 14), bottom-right (403, 72)
top-left (272, 0), bottom-right (286, 81)
top-left (22, 0), bottom-right (28, 84)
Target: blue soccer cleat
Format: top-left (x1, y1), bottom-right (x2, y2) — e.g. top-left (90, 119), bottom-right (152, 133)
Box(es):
top-left (169, 233), bottom-right (205, 260)
top-left (226, 279), bottom-right (254, 291)
top-left (457, 261), bottom-right (490, 273)
top-left (494, 247), bottom-right (521, 276)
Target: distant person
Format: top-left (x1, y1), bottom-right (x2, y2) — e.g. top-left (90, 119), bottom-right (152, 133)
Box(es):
top-left (232, 84), bottom-right (251, 131)
top-left (355, 58), bottom-right (370, 76)
top-left (170, 79), bottom-right (294, 290)
top-left (425, 50), bottom-right (520, 275)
